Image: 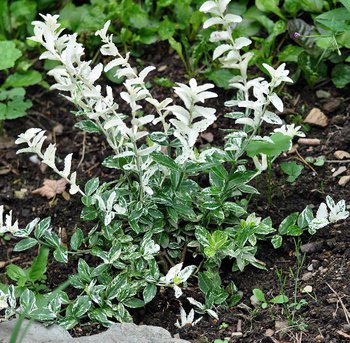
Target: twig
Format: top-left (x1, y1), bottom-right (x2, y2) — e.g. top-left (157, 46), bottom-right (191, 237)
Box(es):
top-left (295, 149), bottom-right (318, 175)
top-left (326, 160), bottom-right (350, 163)
top-left (77, 132), bottom-right (86, 169)
top-left (326, 282), bottom-right (350, 325)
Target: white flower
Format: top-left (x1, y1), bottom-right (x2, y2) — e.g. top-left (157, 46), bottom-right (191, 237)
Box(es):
top-left (274, 124), bottom-right (305, 138)
top-left (175, 307), bottom-right (202, 328)
top-left (262, 63), bottom-right (293, 87)
top-left (0, 206), bottom-right (19, 235)
top-left (158, 263), bottom-right (196, 298)
top-left (252, 154), bottom-right (268, 172)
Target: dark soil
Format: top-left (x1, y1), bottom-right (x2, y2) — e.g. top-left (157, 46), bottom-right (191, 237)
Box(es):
top-left (1, 44), bottom-right (350, 343)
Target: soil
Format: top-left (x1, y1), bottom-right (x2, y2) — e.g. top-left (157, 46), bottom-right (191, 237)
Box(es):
top-left (1, 43), bottom-right (350, 343)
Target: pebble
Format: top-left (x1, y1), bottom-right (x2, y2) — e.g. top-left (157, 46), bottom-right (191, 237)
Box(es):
top-left (322, 98), bottom-right (342, 112)
top-left (301, 272), bottom-right (313, 281)
top-left (334, 150), bottom-right (350, 159)
top-left (157, 65), bottom-right (167, 72)
top-left (275, 321), bottom-right (289, 339)
top-left (316, 90), bottom-right (331, 99)
top-left (315, 334), bottom-right (325, 342)
top-left (332, 166), bottom-right (347, 177)
top-left (339, 175), bottom-right (350, 186)
top-left (304, 108), bottom-right (328, 127)
top-left (301, 241), bottom-right (323, 253)
top-left (307, 264), bottom-right (314, 271)
top-left (264, 329), bottom-right (274, 337)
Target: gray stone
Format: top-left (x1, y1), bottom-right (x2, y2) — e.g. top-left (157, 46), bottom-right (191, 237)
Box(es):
top-left (0, 320), bottom-right (190, 343)
top-left (0, 319), bottom-right (72, 343)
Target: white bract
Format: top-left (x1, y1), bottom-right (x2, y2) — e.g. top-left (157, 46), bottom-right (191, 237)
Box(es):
top-left (157, 263), bottom-right (196, 298)
top-left (0, 206), bottom-right (18, 235)
top-left (175, 307), bottom-right (202, 328)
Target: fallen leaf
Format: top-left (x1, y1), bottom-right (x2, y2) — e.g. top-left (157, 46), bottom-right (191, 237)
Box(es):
top-left (332, 166), bottom-right (347, 177)
top-left (32, 178), bottom-right (68, 199)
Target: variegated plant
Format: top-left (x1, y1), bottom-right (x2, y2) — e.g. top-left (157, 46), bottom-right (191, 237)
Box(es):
top-left (0, 0), bottom-right (348, 330)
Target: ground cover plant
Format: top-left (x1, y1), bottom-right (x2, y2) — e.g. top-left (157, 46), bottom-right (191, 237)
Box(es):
top-left (0, 0), bottom-right (350, 342)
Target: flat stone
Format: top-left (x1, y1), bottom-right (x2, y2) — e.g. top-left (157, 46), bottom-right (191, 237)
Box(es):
top-left (316, 90), bottom-right (331, 99)
top-left (332, 166), bottom-right (347, 177)
top-left (304, 108), bottom-right (328, 127)
top-left (0, 320), bottom-right (190, 343)
top-left (0, 319), bottom-right (72, 343)
top-left (322, 98), bottom-right (342, 112)
top-left (334, 150), bottom-right (350, 160)
top-left (339, 175), bottom-right (350, 186)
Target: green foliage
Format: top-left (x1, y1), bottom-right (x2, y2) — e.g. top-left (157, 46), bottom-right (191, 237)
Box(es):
top-left (280, 161), bottom-right (304, 182)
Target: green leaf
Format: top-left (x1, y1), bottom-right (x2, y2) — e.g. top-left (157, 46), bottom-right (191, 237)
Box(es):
top-left (72, 295), bottom-right (91, 318)
top-left (246, 133), bottom-right (292, 157)
top-left (80, 207), bottom-right (98, 221)
top-left (84, 177), bottom-right (99, 196)
top-left (152, 152), bottom-right (179, 171)
top-left (208, 231), bottom-right (228, 250)
top-left (29, 245), bottom-right (49, 282)
top-left (205, 69), bottom-right (235, 90)
top-left (53, 246), bottom-right (68, 263)
top-left (70, 228), bottom-right (84, 251)
top-left (279, 212), bottom-right (298, 235)
top-left (297, 206), bottom-right (314, 229)
top-left (256, 0), bottom-right (285, 18)
top-left (2, 70), bottom-right (42, 89)
top-left (198, 272), bottom-right (212, 293)
top-left (77, 259), bottom-right (91, 282)
top-left (271, 234), bottom-right (283, 249)
top-left (278, 45), bottom-right (304, 63)
top-left (34, 217), bottom-right (51, 239)
top-left (0, 41), bottom-right (22, 70)
top-left (204, 246), bottom-right (217, 258)
top-left (253, 288), bottom-right (266, 302)
top-left (287, 225), bottom-right (303, 236)
top-left (0, 88), bottom-right (32, 120)
top-left (299, 0), bottom-right (323, 12)
top-left (6, 264), bottom-right (27, 282)
top-left (159, 17), bottom-right (176, 40)
top-left (195, 226), bottom-right (210, 247)
top-left (143, 284), bottom-right (157, 304)
top-left (315, 8), bottom-right (350, 32)
top-left (75, 120), bottom-right (101, 133)
top-left (123, 298), bottom-right (145, 308)
top-left (270, 295), bottom-right (289, 304)
top-left (14, 238), bottom-right (37, 252)
top-left (280, 161), bottom-right (304, 183)
top-left (332, 64), bottom-right (350, 88)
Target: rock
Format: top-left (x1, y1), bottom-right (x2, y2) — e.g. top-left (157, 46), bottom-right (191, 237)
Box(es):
top-left (275, 320), bottom-right (289, 339)
top-left (322, 98), bottom-right (342, 112)
top-left (200, 132), bottom-right (214, 143)
top-left (339, 175), bottom-right (350, 186)
top-left (264, 329), bottom-right (274, 337)
top-left (301, 272), bottom-right (313, 281)
top-left (334, 150), bottom-right (350, 160)
top-left (297, 138), bottom-right (321, 146)
top-left (304, 108), bottom-right (328, 127)
top-left (157, 65), bottom-right (167, 72)
top-left (0, 320), bottom-right (71, 343)
top-left (332, 166), bottom-right (347, 177)
top-left (316, 90), bottom-right (331, 99)
top-left (0, 321), bottom-right (190, 343)
top-left (301, 241), bottom-right (323, 254)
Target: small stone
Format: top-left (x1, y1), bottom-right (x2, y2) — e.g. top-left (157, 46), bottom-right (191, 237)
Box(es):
top-left (158, 65), bottom-right (167, 72)
top-left (341, 324), bottom-right (350, 333)
top-left (316, 90), bottom-right (331, 99)
top-left (231, 332), bottom-right (243, 338)
top-left (29, 155), bottom-right (41, 164)
top-left (275, 321), bottom-right (289, 339)
top-left (301, 241), bottom-right (323, 254)
top-left (322, 98), bottom-right (342, 112)
top-left (307, 264), bottom-right (314, 271)
top-left (14, 188), bottom-right (28, 199)
top-left (339, 175), bottom-right (350, 186)
top-left (201, 132), bottom-right (214, 143)
top-left (265, 329), bottom-right (274, 337)
top-left (332, 166), bottom-right (347, 177)
top-left (304, 108), bottom-right (328, 127)
top-left (298, 138), bottom-right (321, 146)
top-left (334, 150), bottom-right (350, 160)
top-left (301, 272), bottom-right (313, 281)
top-left (315, 334), bottom-right (325, 342)
top-left (250, 294), bottom-right (260, 306)
top-left (288, 144), bottom-right (299, 154)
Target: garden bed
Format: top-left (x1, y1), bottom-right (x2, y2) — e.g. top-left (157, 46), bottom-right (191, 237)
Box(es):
top-left (1, 41), bottom-right (350, 343)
